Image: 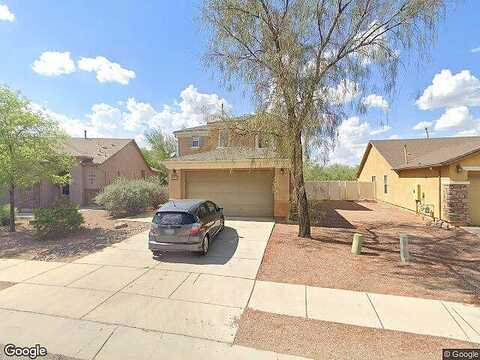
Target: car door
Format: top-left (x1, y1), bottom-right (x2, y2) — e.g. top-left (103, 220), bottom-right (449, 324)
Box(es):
top-left (206, 201), bottom-right (220, 234)
top-left (197, 203), bottom-right (215, 237)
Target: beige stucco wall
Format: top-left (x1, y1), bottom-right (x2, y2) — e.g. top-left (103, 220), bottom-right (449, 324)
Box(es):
top-left (358, 146), bottom-right (448, 219)
top-left (178, 135), bottom-right (212, 156)
top-left (177, 127), bottom-right (258, 157)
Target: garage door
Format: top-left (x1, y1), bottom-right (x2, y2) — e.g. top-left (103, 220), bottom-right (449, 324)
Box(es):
top-left (469, 173), bottom-right (480, 225)
top-left (185, 170), bottom-right (274, 218)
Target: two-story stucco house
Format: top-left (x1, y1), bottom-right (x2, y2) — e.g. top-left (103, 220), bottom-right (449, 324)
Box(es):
top-left (15, 137), bottom-right (157, 210)
top-left (164, 117), bottom-right (290, 220)
top-left (357, 136), bottom-right (480, 226)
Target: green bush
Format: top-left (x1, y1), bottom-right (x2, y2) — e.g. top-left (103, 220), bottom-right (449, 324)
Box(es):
top-left (95, 177), bottom-right (168, 217)
top-left (0, 204), bottom-right (10, 226)
top-left (144, 177), bottom-right (169, 208)
top-left (32, 197), bottom-right (84, 239)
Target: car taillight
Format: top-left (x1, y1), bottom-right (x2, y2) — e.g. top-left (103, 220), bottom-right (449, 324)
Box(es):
top-left (189, 223), bottom-right (202, 236)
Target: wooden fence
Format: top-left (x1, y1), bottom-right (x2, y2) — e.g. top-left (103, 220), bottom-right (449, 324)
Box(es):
top-left (305, 181), bottom-right (375, 201)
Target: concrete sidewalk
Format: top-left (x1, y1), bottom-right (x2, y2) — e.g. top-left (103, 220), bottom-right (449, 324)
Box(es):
top-left (0, 220), bottom-right (309, 359)
top-left (249, 280), bottom-right (480, 343)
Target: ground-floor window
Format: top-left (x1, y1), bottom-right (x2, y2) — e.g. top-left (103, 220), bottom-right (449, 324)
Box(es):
top-left (383, 175), bottom-right (388, 194)
top-left (62, 184), bottom-right (70, 196)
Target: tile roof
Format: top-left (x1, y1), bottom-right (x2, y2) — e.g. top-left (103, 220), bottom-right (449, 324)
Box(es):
top-left (168, 147), bottom-right (281, 162)
top-left (366, 136), bottom-right (480, 170)
top-left (61, 138), bottom-right (132, 164)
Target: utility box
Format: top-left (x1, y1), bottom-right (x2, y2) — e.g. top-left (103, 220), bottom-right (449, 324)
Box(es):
top-left (413, 184), bottom-right (421, 201)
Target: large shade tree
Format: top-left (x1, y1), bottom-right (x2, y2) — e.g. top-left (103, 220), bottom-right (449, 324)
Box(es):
top-left (202, 0), bottom-right (447, 237)
top-left (0, 86), bottom-right (74, 232)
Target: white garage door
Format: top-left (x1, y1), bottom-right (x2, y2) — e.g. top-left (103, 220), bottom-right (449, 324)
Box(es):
top-left (185, 169), bottom-right (274, 218)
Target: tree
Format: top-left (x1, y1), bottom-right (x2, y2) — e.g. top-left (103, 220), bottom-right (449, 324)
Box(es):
top-left (202, 0), bottom-right (446, 237)
top-left (304, 162), bottom-right (358, 181)
top-left (0, 86), bottom-right (74, 232)
top-left (141, 129), bottom-right (177, 184)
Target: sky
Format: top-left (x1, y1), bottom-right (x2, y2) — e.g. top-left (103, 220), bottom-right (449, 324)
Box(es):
top-left (0, 1), bottom-right (479, 165)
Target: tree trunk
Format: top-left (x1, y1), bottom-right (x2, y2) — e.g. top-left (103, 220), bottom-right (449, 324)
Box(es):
top-left (292, 130), bottom-right (311, 238)
top-left (9, 182), bottom-right (15, 233)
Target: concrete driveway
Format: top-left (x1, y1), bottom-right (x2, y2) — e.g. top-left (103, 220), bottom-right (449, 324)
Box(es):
top-left (0, 220), bottom-right (307, 359)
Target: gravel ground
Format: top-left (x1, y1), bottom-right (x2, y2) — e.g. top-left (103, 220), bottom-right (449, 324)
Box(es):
top-left (235, 309), bottom-right (477, 360)
top-left (0, 210), bottom-right (150, 262)
top-left (258, 201), bottom-right (480, 304)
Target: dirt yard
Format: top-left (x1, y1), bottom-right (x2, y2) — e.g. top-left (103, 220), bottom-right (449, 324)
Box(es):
top-left (258, 201), bottom-right (480, 304)
top-left (0, 210), bottom-right (150, 262)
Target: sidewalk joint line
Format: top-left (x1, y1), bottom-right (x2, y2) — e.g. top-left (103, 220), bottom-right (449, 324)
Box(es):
top-left (168, 272), bottom-right (194, 298)
top-left (443, 301), bottom-right (480, 339)
top-left (79, 267), bottom-right (152, 320)
top-left (63, 264), bottom-right (105, 287)
top-left (92, 326), bottom-right (118, 360)
top-left (365, 293), bottom-right (384, 329)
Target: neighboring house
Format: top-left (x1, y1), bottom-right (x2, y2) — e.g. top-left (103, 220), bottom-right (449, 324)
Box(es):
top-left (357, 136), bottom-right (480, 226)
top-left (164, 118), bottom-right (290, 220)
top-left (16, 137), bottom-right (156, 210)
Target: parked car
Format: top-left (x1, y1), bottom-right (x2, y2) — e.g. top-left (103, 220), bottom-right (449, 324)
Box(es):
top-left (149, 199), bottom-right (225, 256)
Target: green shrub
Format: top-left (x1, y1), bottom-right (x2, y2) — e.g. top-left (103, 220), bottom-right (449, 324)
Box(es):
top-left (32, 197), bottom-right (84, 239)
top-left (95, 177), bottom-right (168, 217)
top-left (144, 177), bottom-right (169, 208)
top-left (0, 204), bottom-right (10, 226)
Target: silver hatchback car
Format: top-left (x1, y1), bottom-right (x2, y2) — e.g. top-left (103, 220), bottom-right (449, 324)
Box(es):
top-left (149, 199), bottom-right (225, 256)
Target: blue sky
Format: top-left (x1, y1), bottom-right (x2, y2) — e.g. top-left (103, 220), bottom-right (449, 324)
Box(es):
top-left (0, 1), bottom-right (479, 164)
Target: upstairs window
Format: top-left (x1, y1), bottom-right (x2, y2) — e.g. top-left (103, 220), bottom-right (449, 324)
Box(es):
top-left (218, 129), bottom-right (228, 148)
top-left (191, 137), bottom-right (200, 148)
top-left (88, 170), bottom-right (96, 185)
top-left (371, 176), bottom-right (376, 182)
top-left (255, 134), bottom-right (269, 149)
top-left (383, 175), bottom-right (388, 194)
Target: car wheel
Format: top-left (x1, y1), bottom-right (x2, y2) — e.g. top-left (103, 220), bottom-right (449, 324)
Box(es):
top-left (218, 221), bottom-right (224, 233)
top-left (152, 250), bottom-right (161, 257)
top-left (201, 235), bottom-right (209, 256)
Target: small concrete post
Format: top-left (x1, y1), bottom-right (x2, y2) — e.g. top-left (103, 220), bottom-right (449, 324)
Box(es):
top-left (351, 233), bottom-right (363, 255)
top-left (400, 235), bottom-right (410, 263)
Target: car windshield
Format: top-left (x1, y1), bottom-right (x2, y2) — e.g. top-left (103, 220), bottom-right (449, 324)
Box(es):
top-left (153, 212), bottom-right (196, 225)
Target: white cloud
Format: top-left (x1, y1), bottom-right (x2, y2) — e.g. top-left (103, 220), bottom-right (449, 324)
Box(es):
top-left (30, 85), bottom-right (231, 146)
top-left (471, 47), bottom-right (480, 54)
top-left (327, 79), bottom-right (360, 105)
top-left (32, 51), bottom-right (76, 76)
top-left (0, 4), bottom-right (14, 21)
top-left (329, 116), bottom-right (397, 164)
top-left (329, 117), bottom-right (370, 165)
top-left (78, 56), bottom-right (135, 85)
top-left (362, 94), bottom-right (389, 112)
top-left (123, 98), bottom-right (159, 131)
top-left (150, 84), bottom-right (231, 133)
top-left (86, 103), bottom-right (121, 131)
top-left (434, 106), bottom-right (477, 131)
top-left (412, 121), bottom-right (433, 130)
top-left (30, 103), bottom-right (102, 138)
top-left (416, 70), bottom-right (480, 110)
top-left (388, 134), bottom-right (400, 139)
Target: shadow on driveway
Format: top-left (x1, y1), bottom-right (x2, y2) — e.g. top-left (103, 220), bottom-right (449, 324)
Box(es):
top-left (153, 226), bottom-right (239, 265)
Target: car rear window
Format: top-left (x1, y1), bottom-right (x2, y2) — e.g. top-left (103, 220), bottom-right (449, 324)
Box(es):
top-left (153, 212), bottom-right (196, 225)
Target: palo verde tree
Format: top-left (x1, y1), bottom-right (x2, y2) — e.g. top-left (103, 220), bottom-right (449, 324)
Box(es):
top-left (202, 0), bottom-right (447, 237)
top-left (141, 129), bottom-right (177, 184)
top-left (0, 86), bottom-right (74, 232)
